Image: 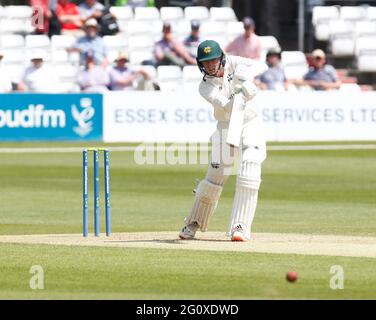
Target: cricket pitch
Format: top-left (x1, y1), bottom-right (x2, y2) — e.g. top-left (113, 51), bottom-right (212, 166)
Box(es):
top-left (0, 232), bottom-right (375, 258)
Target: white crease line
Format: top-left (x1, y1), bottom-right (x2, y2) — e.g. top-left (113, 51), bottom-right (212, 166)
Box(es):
top-left (0, 144), bottom-right (375, 153)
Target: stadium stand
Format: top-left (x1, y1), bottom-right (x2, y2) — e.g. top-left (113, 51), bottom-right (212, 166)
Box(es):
top-left (0, 4), bottom-right (375, 92)
top-left (310, 4), bottom-right (376, 86)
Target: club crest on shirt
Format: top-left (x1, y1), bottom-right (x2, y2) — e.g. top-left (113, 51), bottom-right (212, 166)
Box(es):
top-left (227, 73), bottom-right (233, 82)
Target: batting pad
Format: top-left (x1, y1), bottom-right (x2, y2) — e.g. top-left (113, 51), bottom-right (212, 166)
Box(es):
top-left (227, 162), bottom-right (261, 239)
top-left (185, 179), bottom-right (223, 232)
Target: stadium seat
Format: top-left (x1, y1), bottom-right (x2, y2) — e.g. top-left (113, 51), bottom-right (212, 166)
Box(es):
top-left (281, 51), bottom-right (309, 80)
top-left (107, 50), bottom-right (118, 64)
top-left (357, 53), bottom-right (376, 72)
top-left (152, 20), bottom-right (164, 37)
top-left (160, 7), bottom-right (184, 21)
top-left (259, 36), bottom-right (281, 61)
top-left (57, 82), bottom-right (80, 93)
top-left (109, 6), bottom-right (133, 20)
top-left (51, 50), bottom-right (70, 64)
top-left (183, 65), bottom-right (201, 80)
top-left (25, 49), bottom-right (51, 63)
top-left (340, 6), bottom-right (366, 22)
top-left (129, 64), bottom-right (157, 90)
top-left (330, 36), bottom-right (355, 56)
top-left (206, 35), bottom-right (228, 48)
top-left (126, 20), bottom-right (153, 36)
top-left (175, 20), bottom-right (191, 38)
top-left (355, 21), bottom-right (376, 37)
top-left (134, 64), bottom-right (157, 79)
top-left (314, 22), bottom-right (332, 41)
top-left (0, 19), bottom-right (27, 34)
top-left (4, 5), bottom-right (32, 19)
top-left (182, 65), bottom-right (202, 91)
top-left (0, 34), bottom-right (25, 49)
top-left (281, 50), bottom-right (307, 65)
top-left (129, 50), bottom-right (154, 64)
top-left (209, 7), bottom-right (237, 22)
top-left (329, 20), bottom-right (355, 56)
top-left (1, 64), bottom-right (24, 83)
top-left (200, 21), bottom-right (227, 36)
top-left (339, 83), bottom-right (361, 92)
top-left (0, 6), bottom-right (4, 18)
top-left (312, 6), bottom-right (340, 41)
top-left (116, 20), bottom-right (128, 33)
top-left (312, 6), bottom-right (339, 26)
top-left (227, 21), bottom-right (244, 41)
top-left (134, 7), bottom-right (160, 21)
top-left (103, 35), bottom-right (128, 52)
top-left (51, 35), bottom-right (76, 49)
top-left (355, 36), bottom-right (376, 55)
top-left (184, 6), bottom-right (209, 21)
top-left (0, 49), bottom-right (25, 65)
top-left (329, 20), bottom-right (353, 36)
top-left (51, 35), bottom-right (78, 65)
top-left (355, 36), bottom-right (376, 70)
top-left (366, 6), bottom-right (376, 21)
top-left (26, 35), bottom-right (50, 50)
top-left (53, 64), bottom-right (79, 82)
top-left (132, 64), bottom-right (157, 80)
top-left (128, 35), bottom-right (154, 51)
top-left (157, 65), bottom-right (182, 91)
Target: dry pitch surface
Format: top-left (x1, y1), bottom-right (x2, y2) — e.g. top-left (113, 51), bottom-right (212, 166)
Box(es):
top-left (0, 232), bottom-right (375, 258)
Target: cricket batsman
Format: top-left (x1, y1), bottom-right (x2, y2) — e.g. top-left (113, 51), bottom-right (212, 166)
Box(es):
top-left (179, 40), bottom-right (268, 242)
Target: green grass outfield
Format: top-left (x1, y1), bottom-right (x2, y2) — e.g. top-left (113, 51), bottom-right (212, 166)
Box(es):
top-left (0, 141), bottom-right (375, 299)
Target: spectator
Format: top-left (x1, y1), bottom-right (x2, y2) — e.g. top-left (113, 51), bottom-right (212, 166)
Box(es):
top-left (153, 22), bottom-right (196, 67)
top-left (295, 49), bottom-right (341, 91)
top-left (78, 0), bottom-right (105, 23)
top-left (183, 20), bottom-right (202, 58)
top-left (114, 0), bottom-right (155, 7)
top-left (256, 49), bottom-right (288, 91)
top-left (0, 52), bottom-right (12, 93)
top-left (67, 19), bottom-right (108, 66)
top-left (56, 0), bottom-right (84, 36)
top-left (108, 51), bottom-right (150, 91)
top-left (17, 50), bottom-right (58, 93)
top-left (225, 17), bottom-right (262, 60)
top-left (77, 51), bottom-right (110, 93)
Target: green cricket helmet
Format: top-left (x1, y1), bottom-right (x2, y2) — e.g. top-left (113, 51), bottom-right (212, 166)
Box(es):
top-left (196, 40), bottom-right (226, 76)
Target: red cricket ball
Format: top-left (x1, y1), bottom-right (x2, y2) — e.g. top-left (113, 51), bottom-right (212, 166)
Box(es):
top-left (286, 271), bottom-right (298, 282)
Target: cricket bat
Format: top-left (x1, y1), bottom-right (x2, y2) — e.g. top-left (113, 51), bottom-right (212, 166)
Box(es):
top-left (226, 92), bottom-right (246, 148)
top-left (226, 64), bottom-right (253, 148)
